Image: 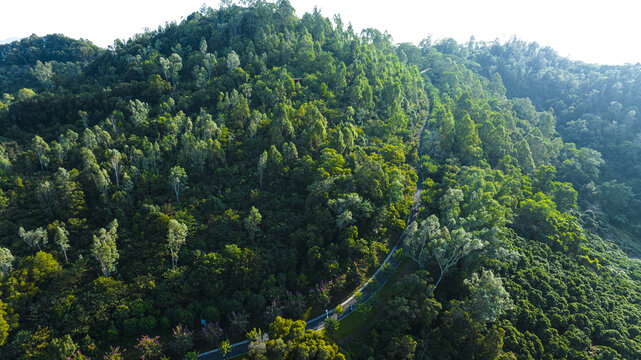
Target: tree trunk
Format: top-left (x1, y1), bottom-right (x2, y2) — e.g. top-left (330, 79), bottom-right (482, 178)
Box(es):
top-left (434, 271), bottom-right (444, 290)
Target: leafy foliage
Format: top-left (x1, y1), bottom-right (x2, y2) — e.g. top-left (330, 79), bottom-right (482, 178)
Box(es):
top-left (1, 2), bottom-right (641, 360)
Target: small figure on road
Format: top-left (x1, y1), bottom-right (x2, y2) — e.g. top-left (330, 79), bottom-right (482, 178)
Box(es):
top-left (325, 309), bottom-right (329, 318)
top-left (350, 304), bottom-right (353, 312)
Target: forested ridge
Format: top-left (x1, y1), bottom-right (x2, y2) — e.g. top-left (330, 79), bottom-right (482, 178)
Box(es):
top-left (1, 1), bottom-right (641, 359)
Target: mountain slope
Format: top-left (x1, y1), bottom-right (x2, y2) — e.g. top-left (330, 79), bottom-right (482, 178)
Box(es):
top-left (0, 2), bottom-right (426, 358)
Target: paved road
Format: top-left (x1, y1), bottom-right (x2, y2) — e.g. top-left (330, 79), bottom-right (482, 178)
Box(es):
top-left (198, 116), bottom-right (429, 359)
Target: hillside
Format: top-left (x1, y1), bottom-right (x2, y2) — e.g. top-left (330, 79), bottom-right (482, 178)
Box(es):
top-left (0, 34), bottom-right (102, 95)
top-left (1, 2), bottom-right (641, 360)
top-left (0, 2), bottom-right (426, 358)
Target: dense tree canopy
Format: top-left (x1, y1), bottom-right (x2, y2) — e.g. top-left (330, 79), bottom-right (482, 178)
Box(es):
top-left (1, 1), bottom-right (641, 359)
top-left (0, 1), bottom-right (428, 358)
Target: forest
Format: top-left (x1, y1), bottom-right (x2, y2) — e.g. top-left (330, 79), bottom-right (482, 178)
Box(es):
top-left (1, 1), bottom-right (641, 359)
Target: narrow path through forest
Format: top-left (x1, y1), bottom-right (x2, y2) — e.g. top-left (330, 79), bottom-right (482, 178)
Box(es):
top-left (197, 115), bottom-right (429, 359)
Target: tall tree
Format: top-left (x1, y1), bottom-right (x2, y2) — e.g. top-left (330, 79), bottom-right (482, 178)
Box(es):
top-left (464, 269), bottom-right (513, 323)
top-left (405, 214), bottom-right (485, 288)
top-left (37, 180), bottom-right (55, 217)
top-left (203, 53), bottom-right (217, 81)
top-left (516, 139), bottom-right (535, 175)
top-left (404, 215), bottom-right (441, 270)
top-left (108, 149), bottom-right (122, 186)
top-left (32, 135), bottom-right (50, 171)
top-left (167, 219), bottom-right (188, 267)
top-left (258, 151), bottom-right (268, 190)
top-left (91, 219), bottom-right (119, 277)
top-left (32, 60), bottom-right (53, 88)
top-left (169, 166), bottom-right (188, 201)
top-left (0, 248), bottom-right (14, 278)
top-left (432, 226), bottom-right (485, 288)
top-left (244, 206), bottom-right (262, 243)
top-left (128, 99), bottom-right (149, 125)
top-left (19, 227), bottom-right (48, 251)
top-left (168, 53), bottom-right (183, 89)
top-left (455, 113), bottom-right (482, 164)
top-left (227, 50), bottom-right (240, 70)
top-left (54, 226), bottom-right (70, 263)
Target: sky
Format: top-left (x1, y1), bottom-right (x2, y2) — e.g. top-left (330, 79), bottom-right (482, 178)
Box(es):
top-left (1, 0), bottom-right (640, 65)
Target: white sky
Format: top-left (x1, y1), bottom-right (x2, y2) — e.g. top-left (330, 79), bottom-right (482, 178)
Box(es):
top-left (1, 0), bottom-right (640, 65)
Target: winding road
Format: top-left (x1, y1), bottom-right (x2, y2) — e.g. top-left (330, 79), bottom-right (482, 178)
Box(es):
top-left (198, 116), bottom-right (429, 359)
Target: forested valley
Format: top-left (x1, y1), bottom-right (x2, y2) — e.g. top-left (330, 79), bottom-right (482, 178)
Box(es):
top-left (1, 1), bottom-right (641, 359)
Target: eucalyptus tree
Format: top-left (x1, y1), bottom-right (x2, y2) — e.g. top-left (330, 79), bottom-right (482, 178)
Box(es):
top-left (128, 99), bottom-right (149, 125)
top-left (167, 219), bottom-right (188, 267)
top-left (169, 166), bottom-right (188, 201)
top-left (203, 53), bottom-right (217, 81)
top-left (160, 54), bottom-right (183, 91)
top-left (258, 151), bottom-right (268, 190)
top-left (282, 142), bottom-right (298, 163)
top-left (54, 226), bottom-right (70, 262)
top-left (82, 129), bottom-right (98, 150)
top-left (227, 50), bottom-right (240, 70)
top-left (0, 248), bottom-right (14, 278)
top-left (404, 214), bottom-right (485, 289)
top-left (244, 207), bottom-right (262, 243)
top-left (108, 149), bottom-right (122, 186)
top-left (78, 110), bottom-right (89, 128)
top-left (32, 60), bottom-right (53, 88)
top-left (19, 226), bottom-right (48, 251)
top-left (92, 219), bottom-right (119, 277)
top-left (32, 135), bottom-right (50, 171)
top-left (0, 147), bottom-right (11, 174)
top-left (37, 180), bottom-right (55, 217)
top-left (464, 269), bottom-right (513, 323)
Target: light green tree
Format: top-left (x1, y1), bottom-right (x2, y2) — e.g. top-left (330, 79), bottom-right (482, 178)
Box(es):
top-left (82, 129), bottom-right (97, 150)
top-left (464, 269), bottom-right (513, 323)
top-left (432, 227), bottom-right (485, 288)
top-left (108, 149), bottom-right (122, 186)
top-left (193, 65), bottom-right (207, 89)
top-left (0, 146), bottom-right (11, 175)
top-left (405, 214), bottom-right (485, 288)
top-left (336, 210), bottom-right (354, 230)
top-left (404, 215), bottom-right (441, 270)
top-left (37, 180), bottom-right (55, 217)
top-left (282, 142), bottom-right (298, 163)
top-left (78, 110), bottom-right (89, 128)
top-left (258, 151), bottom-right (268, 190)
top-left (203, 53), bottom-right (217, 81)
top-left (199, 38), bottom-right (208, 55)
top-left (54, 226), bottom-right (70, 263)
top-left (0, 247), bottom-right (14, 277)
top-left (440, 188), bottom-right (464, 228)
top-left (227, 50), bottom-right (240, 70)
top-left (168, 53), bottom-right (183, 88)
top-left (32, 60), bottom-right (53, 88)
top-left (167, 219), bottom-right (188, 267)
top-left (92, 219), bottom-right (119, 277)
top-left (516, 139), bottom-right (535, 175)
top-left (244, 206), bottom-right (262, 243)
top-left (32, 135), bottom-right (50, 171)
top-left (19, 226), bottom-right (48, 251)
top-left (169, 166), bottom-right (188, 201)
top-left (94, 167), bottom-right (111, 195)
top-left (128, 99), bottom-right (149, 125)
